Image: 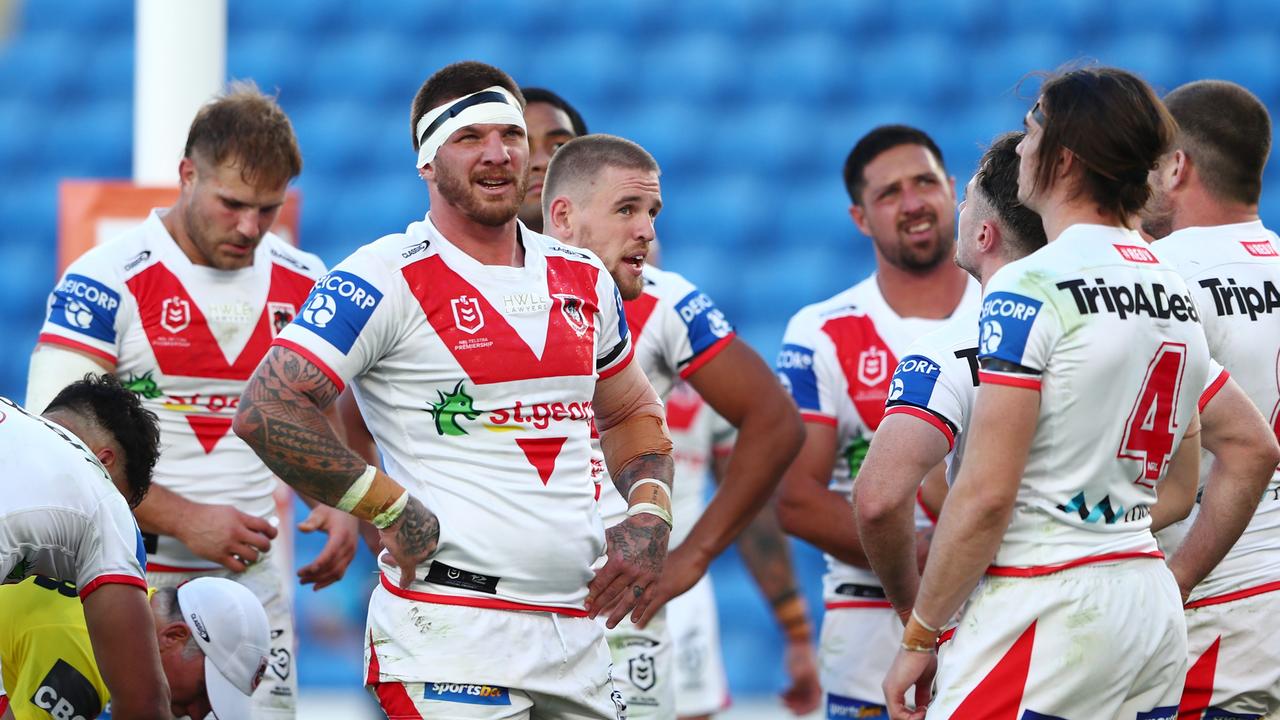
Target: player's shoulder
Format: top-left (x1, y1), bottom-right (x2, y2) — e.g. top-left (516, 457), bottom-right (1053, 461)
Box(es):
top-left (528, 228), bottom-right (611, 274)
top-left (63, 218), bottom-right (158, 282)
top-left (262, 234), bottom-right (325, 279)
top-left (786, 280), bottom-right (870, 330)
top-left (907, 304), bottom-right (980, 360)
top-left (1154, 221), bottom-right (1280, 272)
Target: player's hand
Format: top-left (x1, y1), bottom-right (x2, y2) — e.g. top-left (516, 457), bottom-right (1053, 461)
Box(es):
top-left (296, 504), bottom-right (359, 590)
top-left (883, 647), bottom-right (936, 720)
top-left (377, 496), bottom-right (439, 589)
top-left (179, 503), bottom-right (278, 572)
top-left (781, 637), bottom-right (822, 715)
top-left (587, 513), bottom-right (670, 628)
top-left (632, 542), bottom-right (707, 627)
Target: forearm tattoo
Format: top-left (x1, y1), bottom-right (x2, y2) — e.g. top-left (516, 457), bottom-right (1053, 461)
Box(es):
top-left (610, 452), bottom-right (674, 572)
top-left (739, 504), bottom-right (798, 603)
top-left (395, 496), bottom-right (441, 562)
top-left (235, 347), bottom-right (366, 506)
top-left (612, 452), bottom-right (674, 498)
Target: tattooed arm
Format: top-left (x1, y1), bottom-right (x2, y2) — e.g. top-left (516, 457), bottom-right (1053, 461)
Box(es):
top-left (233, 346), bottom-right (439, 587)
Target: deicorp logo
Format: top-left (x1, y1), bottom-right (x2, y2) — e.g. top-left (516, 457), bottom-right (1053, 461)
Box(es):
top-left (49, 274), bottom-right (120, 342)
top-left (295, 271), bottom-right (383, 353)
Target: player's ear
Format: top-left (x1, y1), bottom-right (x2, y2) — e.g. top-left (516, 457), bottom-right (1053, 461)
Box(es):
top-left (547, 196), bottom-right (574, 239)
top-left (177, 156), bottom-right (197, 190)
top-left (979, 219), bottom-right (1001, 254)
top-left (849, 203), bottom-right (871, 236)
top-left (1168, 149), bottom-right (1191, 190)
top-left (419, 163), bottom-right (433, 183)
top-left (158, 621), bottom-right (191, 652)
top-left (95, 446), bottom-right (117, 475)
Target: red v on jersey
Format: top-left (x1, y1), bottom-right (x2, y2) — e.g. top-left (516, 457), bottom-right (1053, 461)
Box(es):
top-left (405, 255), bottom-right (601, 385)
top-left (822, 314), bottom-right (898, 431)
top-left (127, 262), bottom-right (316, 451)
top-left (516, 437), bottom-right (567, 485)
top-left (624, 292), bottom-right (660, 338)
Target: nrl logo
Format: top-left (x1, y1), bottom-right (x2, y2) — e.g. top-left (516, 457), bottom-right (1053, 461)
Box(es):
top-left (554, 294), bottom-right (590, 338)
top-left (451, 295), bottom-right (484, 335)
top-left (427, 381), bottom-right (480, 436)
top-left (160, 296), bottom-right (190, 334)
top-left (857, 347), bottom-right (888, 386)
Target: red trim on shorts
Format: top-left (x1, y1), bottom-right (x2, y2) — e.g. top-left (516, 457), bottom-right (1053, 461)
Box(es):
top-left (1184, 578), bottom-right (1280, 610)
top-left (1198, 369), bottom-right (1230, 412)
top-left (937, 626), bottom-right (956, 648)
top-left (986, 550), bottom-right (1164, 577)
top-left (367, 638), bottom-right (424, 719)
top-left (1177, 637), bottom-right (1220, 719)
top-left (884, 405), bottom-right (956, 450)
top-left (0, 694), bottom-right (10, 715)
top-left (953, 621), bottom-right (1036, 718)
top-left (78, 573), bottom-right (147, 600)
top-left (379, 573), bottom-right (588, 617)
top-left (272, 338), bottom-right (346, 392)
top-left (824, 600), bottom-right (893, 610)
top-left (38, 333), bottom-right (117, 364)
top-left (800, 411), bottom-right (837, 427)
top-left (977, 371), bottom-right (1042, 391)
top-left (916, 486), bottom-right (939, 525)
top-left (597, 342), bottom-right (636, 381)
top-left (679, 334), bottom-right (735, 379)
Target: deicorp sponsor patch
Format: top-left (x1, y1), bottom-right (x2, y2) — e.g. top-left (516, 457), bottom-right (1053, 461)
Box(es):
top-left (293, 271), bottom-right (383, 354)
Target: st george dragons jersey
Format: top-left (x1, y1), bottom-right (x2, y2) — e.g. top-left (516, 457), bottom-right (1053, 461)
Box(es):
top-left (776, 275), bottom-right (980, 601)
top-left (37, 211), bottom-right (324, 569)
top-left (1152, 221), bottom-right (1280, 604)
top-left (978, 225), bottom-right (1210, 571)
top-left (664, 382), bottom-right (735, 550)
top-left (0, 397), bottom-right (146, 599)
top-left (595, 265), bottom-right (736, 528)
top-left (275, 217), bottom-right (633, 612)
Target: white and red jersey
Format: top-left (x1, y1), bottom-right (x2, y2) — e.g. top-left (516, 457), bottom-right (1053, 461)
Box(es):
top-left (0, 397), bottom-right (147, 599)
top-left (664, 382), bottom-right (735, 549)
top-left (978, 225), bottom-right (1210, 571)
top-left (596, 265), bottom-right (736, 528)
top-left (275, 217), bottom-right (633, 613)
top-left (37, 211), bottom-right (324, 569)
top-left (776, 275), bottom-right (980, 604)
top-left (1152, 221), bottom-right (1280, 605)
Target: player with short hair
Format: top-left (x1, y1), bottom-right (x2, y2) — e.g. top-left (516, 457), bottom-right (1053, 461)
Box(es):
top-left (0, 374), bottom-right (169, 719)
top-left (541, 133), bottom-right (810, 718)
top-left (775, 124), bottom-right (979, 718)
top-left (0, 576), bottom-right (270, 720)
top-left (884, 66), bottom-right (1212, 719)
top-left (234, 60), bottom-right (671, 719)
top-left (27, 82), bottom-right (355, 717)
top-left (1142, 79), bottom-right (1280, 719)
top-left (518, 87), bottom-right (587, 233)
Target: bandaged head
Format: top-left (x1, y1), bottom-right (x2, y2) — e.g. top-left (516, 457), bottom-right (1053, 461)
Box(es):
top-left (415, 85), bottom-right (526, 168)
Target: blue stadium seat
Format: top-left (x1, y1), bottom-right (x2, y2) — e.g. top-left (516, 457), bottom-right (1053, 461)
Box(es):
top-left (78, 36), bottom-right (133, 103)
top-left (885, 0), bottom-right (993, 34)
top-left (610, 101), bottom-right (704, 175)
top-left (1111, 0), bottom-right (1213, 35)
top-left (298, 32), bottom-right (407, 105)
top-left (1093, 34), bottom-right (1186, 93)
top-left (290, 100), bottom-right (385, 177)
top-left (969, 34), bottom-right (1070, 102)
top-left (747, 34), bottom-right (846, 104)
top-left (522, 33), bottom-right (632, 108)
top-left (777, 0), bottom-right (888, 35)
top-left (846, 33), bottom-right (956, 105)
top-left (0, 100), bottom-right (39, 173)
top-left (1005, 0), bottom-right (1110, 34)
top-left (0, 32), bottom-right (78, 103)
top-left (637, 33), bottom-right (747, 103)
top-left (1190, 34), bottom-right (1280, 99)
top-left (228, 31), bottom-right (307, 98)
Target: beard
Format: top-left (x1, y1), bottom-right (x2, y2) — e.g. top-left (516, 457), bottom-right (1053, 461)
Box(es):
top-left (435, 161), bottom-right (529, 227)
top-left (876, 213), bottom-right (955, 273)
top-left (1139, 189), bottom-right (1176, 240)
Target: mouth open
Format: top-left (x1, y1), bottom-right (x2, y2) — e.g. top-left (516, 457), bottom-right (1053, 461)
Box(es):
top-left (622, 252), bottom-right (646, 274)
top-left (476, 176), bottom-right (514, 194)
top-left (901, 216), bottom-right (936, 240)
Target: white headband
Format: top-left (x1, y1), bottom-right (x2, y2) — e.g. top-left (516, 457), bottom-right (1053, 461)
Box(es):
top-left (415, 85), bottom-right (526, 168)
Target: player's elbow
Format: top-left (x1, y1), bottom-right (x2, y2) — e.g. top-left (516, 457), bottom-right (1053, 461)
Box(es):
top-left (853, 478), bottom-right (897, 530)
top-left (231, 403), bottom-right (262, 451)
top-left (1221, 429), bottom-right (1280, 493)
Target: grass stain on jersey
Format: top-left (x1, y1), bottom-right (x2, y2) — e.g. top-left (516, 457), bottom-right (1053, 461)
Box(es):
top-left (428, 381), bottom-right (480, 436)
top-left (122, 370), bottom-right (164, 400)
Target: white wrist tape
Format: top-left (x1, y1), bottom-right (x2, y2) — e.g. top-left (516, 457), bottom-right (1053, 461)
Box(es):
top-left (372, 490), bottom-right (410, 529)
top-left (627, 502), bottom-right (673, 529)
top-left (336, 465), bottom-right (377, 513)
top-left (627, 478), bottom-right (671, 501)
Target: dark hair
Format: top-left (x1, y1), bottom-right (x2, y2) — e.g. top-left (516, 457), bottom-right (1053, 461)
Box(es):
top-left (543, 134), bottom-right (660, 211)
top-left (521, 87), bottom-right (589, 136)
top-left (411, 61), bottom-right (525, 152)
top-left (975, 132), bottom-right (1048, 257)
top-left (1030, 66), bottom-right (1176, 223)
top-left (1164, 80), bottom-right (1271, 206)
top-left (184, 80), bottom-right (302, 189)
top-left (45, 374), bottom-right (160, 508)
top-left (843, 125), bottom-right (946, 204)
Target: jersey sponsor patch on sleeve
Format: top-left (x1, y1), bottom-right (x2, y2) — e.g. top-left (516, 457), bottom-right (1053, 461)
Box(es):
top-left (674, 288), bottom-right (733, 355)
top-left (294, 271), bottom-right (383, 354)
top-left (978, 291), bottom-right (1043, 366)
top-left (886, 354), bottom-right (942, 409)
top-left (424, 683), bottom-right (512, 706)
top-left (776, 343), bottom-right (819, 410)
top-left (613, 285), bottom-right (629, 343)
top-left (48, 274), bottom-right (120, 342)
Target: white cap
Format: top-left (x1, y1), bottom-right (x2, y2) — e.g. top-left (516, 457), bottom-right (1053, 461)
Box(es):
top-left (177, 577), bottom-right (271, 720)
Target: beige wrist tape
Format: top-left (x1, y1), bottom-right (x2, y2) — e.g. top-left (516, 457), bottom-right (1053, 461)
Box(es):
top-left (337, 465), bottom-right (409, 527)
top-left (775, 594), bottom-right (812, 642)
top-left (600, 414), bottom-right (672, 477)
top-left (901, 611), bottom-right (940, 653)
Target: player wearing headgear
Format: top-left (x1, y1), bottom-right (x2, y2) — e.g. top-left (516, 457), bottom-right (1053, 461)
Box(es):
top-left (518, 87), bottom-right (588, 234)
top-left (775, 125), bottom-right (979, 718)
top-left (541, 133), bottom-right (808, 718)
top-left (234, 61), bottom-right (671, 719)
top-left (0, 374), bottom-right (168, 719)
top-left (883, 66), bottom-right (1213, 720)
top-left (1142, 79), bottom-right (1280, 719)
top-left (27, 82), bottom-right (357, 716)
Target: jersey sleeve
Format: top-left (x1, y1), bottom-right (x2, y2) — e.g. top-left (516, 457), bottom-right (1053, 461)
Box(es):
top-left (776, 311), bottom-right (841, 426)
top-left (76, 493), bottom-right (148, 600)
top-left (595, 278), bottom-right (635, 380)
top-left (1198, 356), bottom-right (1229, 411)
top-left (37, 252), bottom-right (128, 365)
top-left (884, 351), bottom-right (967, 450)
top-left (273, 249), bottom-right (399, 392)
top-left (976, 267), bottom-right (1062, 391)
top-left (660, 281), bottom-right (736, 379)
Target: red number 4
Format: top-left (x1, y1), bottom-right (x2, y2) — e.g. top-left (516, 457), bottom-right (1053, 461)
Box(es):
top-left (1118, 343), bottom-right (1188, 488)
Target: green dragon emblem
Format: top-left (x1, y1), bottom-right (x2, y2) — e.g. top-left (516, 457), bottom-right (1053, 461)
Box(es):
top-left (844, 436), bottom-right (871, 477)
top-left (427, 381), bottom-right (480, 436)
top-left (5, 555), bottom-right (33, 582)
top-left (122, 370), bottom-right (164, 400)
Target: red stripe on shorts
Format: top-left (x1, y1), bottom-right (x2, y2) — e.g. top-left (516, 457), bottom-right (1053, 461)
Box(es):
top-left (952, 620), bottom-right (1036, 719)
top-left (1183, 578), bottom-right (1280, 610)
top-left (367, 633), bottom-right (423, 719)
top-left (1177, 637), bottom-right (1220, 719)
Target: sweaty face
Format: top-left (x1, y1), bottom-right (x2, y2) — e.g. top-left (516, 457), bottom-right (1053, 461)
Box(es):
top-left (570, 166), bottom-right (661, 300)
top-left (854, 144), bottom-right (956, 273)
top-left (431, 123), bottom-right (530, 227)
top-left (954, 175), bottom-right (984, 278)
top-left (178, 156), bottom-right (288, 271)
top-left (519, 102), bottom-right (576, 230)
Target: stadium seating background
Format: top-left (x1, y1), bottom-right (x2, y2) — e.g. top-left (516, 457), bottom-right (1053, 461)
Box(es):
top-left (2, 0), bottom-right (1279, 701)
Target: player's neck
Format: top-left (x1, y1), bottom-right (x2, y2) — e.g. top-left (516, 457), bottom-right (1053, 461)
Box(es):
top-left (1038, 200), bottom-right (1118, 243)
top-left (875, 259), bottom-right (969, 320)
top-left (429, 206), bottom-right (525, 267)
top-left (159, 205), bottom-right (215, 268)
top-left (1168, 187), bottom-right (1259, 233)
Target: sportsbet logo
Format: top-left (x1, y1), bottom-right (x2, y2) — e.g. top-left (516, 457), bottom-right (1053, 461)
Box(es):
top-left (426, 382), bottom-right (595, 436)
top-left (425, 683), bottom-right (511, 706)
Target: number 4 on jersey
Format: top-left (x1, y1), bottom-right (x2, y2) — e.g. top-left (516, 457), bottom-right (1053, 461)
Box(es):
top-left (1119, 343), bottom-right (1187, 488)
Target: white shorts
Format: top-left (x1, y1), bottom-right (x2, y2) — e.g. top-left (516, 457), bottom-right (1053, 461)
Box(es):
top-left (1178, 585), bottom-right (1280, 718)
top-left (366, 581), bottom-right (622, 720)
top-left (666, 575), bottom-right (729, 717)
top-left (602, 608), bottom-right (673, 719)
top-left (928, 558), bottom-right (1186, 719)
top-left (148, 549), bottom-right (296, 718)
top-left (818, 595), bottom-right (898, 718)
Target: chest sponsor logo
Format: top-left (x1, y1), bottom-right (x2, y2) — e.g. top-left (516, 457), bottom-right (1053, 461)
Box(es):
top-left (31, 659), bottom-right (102, 720)
top-left (555, 294), bottom-right (590, 338)
top-left (160, 296), bottom-right (191, 334)
top-left (451, 295), bottom-right (485, 334)
top-left (1056, 279), bottom-right (1199, 322)
top-left (857, 347), bottom-right (889, 386)
top-left (1197, 277), bottom-right (1280, 321)
top-left (502, 291), bottom-right (550, 315)
top-left (1113, 244), bottom-right (1159, 263)
top-left (425, 683), bottom-right (511, 706)
top-left (269, 302), bottom-right (296, 337)
top-left (1243, 240), bottom-right (1279, 257)
top-left (49, 273), bottom-right (120, 342)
